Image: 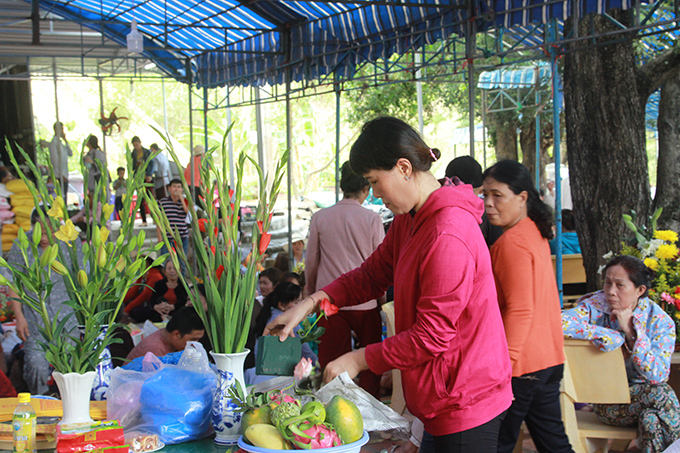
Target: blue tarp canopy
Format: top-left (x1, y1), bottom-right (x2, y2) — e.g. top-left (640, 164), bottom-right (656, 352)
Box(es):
top-left (31, 0), bottom-right (647, 87)
top-left (478, 64), bottom-right (660, 130)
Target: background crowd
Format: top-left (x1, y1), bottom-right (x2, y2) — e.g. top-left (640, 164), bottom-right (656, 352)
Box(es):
top-left (0, 117), bottom-right (675, 453)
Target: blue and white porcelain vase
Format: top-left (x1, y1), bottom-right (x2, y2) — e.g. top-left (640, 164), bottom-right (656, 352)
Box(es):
top-left (77, 324), bottom-right (114, 401)
top-left (210, 349), bottom-right (249, 446)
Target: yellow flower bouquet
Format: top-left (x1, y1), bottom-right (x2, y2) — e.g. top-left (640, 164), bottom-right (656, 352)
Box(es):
top-left (615, 208), bottom-right (680, 342)
top-left (0, 141), bottom-right (162, 375)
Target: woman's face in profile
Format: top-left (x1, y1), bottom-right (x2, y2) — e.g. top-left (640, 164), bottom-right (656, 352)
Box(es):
top-left (259, 276), bottom-right (275, 297)
top-left (363, 167), bottom-right (411, 215)
top-left (604, 264), bottom-right (645, 311)
top-left (482, 177), bottom-right (527, 231)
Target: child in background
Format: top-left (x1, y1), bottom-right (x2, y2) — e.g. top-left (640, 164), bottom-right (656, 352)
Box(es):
top-left (113, 167), bottom-right (127, 220)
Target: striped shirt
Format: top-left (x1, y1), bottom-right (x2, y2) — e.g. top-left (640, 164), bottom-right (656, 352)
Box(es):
top-left (160, 197), bottom-right (189, 239)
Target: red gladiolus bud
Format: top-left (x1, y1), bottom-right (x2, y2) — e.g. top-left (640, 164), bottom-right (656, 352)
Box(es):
top-left (216, 265), bottom-right (224, 280)
top-left (257, 220), bottom-right (264, 234)
top-left (259, 233), bottom-right (271, 256)
top-left (198, 218), bottom-right (208, 233)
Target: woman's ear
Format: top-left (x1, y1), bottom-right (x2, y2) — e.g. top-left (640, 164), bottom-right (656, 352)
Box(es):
top-left (519, 190), bottom-right (529, 205)
top-left (636, 285), bottom-right (647, 299)
top-left (277, 301), bottom-right (287, 311)
top-left (395, 158), bottom-right (413, 179)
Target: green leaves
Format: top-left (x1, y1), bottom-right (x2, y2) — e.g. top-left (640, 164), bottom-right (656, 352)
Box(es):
top-left (147, 124), bottom-right (289, 354)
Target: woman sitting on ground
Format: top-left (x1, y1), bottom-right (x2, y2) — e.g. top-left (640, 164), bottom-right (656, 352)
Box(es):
top-left (123, 253), bottom-right (164, 319)
top-left (129, 260), bottom-right (187, 323)
top-left (562, 255), bottom-right (680, 453)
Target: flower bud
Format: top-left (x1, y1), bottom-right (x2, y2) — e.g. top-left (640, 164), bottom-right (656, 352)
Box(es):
top-left (51, 261), bottom-right (68, 276)
top-left (77, 270), bottom-right (88, 287)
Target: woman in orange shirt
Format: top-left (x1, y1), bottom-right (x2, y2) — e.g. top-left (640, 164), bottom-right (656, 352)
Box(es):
top-left (482, 160), bottom-right (573, 453)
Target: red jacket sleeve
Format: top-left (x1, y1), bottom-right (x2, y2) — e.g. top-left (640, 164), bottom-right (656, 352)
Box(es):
top-left (365, 234), bottom-right (477, 374)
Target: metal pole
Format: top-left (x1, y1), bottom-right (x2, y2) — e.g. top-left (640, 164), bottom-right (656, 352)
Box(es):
top-left (203, 87), bottom-right (209, 158)
top-left (31, 0), bottom-right (40, 45)
top-left (161, 78), bottom-right (169, 132)
top-left (415, 52), bottom-right (424, 135)
top-left (98, 78), bottom-right (106, 155)
top-left (482, 90), bottom-right (487, 169)
top-left (52, 59), bottom-right (59, 123)
top-left (255, 88), bottom-right (265, 170)
top-left (286, 69), bottom-right (293, 270)
top-left (535, 66), bottom-right (541, 189)
top-left (466, 0), bottom-right (476, 158)
top-left (226, 88), bottom-right (235, 189)
top-left (187, 59), bottom-right (194, 196)
top-left (549, 20), bottom-right (564, 306)
top-left (335, 75), bottom-right (341, 203)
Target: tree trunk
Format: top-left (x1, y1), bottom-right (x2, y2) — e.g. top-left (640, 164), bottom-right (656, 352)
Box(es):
top-left (490, 113), bottom-right (518, 162)
top-left (653, 73), bottom-right (680, 231)
top-left (564, 11), bottom-right (651, 291)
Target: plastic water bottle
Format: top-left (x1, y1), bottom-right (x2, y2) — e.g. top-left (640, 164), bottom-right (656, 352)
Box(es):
top-left (12, 393), bottom-right (36, 453)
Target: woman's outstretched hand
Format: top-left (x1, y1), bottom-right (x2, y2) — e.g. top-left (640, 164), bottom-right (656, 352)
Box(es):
top-left (264, 291), bottom-right (330, 341)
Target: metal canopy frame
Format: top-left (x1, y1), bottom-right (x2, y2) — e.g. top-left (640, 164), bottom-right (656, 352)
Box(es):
top-left (1, 0), bottom-right (677, 303)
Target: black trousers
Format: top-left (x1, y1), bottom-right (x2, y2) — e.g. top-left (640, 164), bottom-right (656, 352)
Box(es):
top-left (497, 364), bottom-right (574, 453)
top-left (431, 411), bottom-right (505, 453)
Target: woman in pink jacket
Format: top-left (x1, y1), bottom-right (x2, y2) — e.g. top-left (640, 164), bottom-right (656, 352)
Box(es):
top-left (267, 117), bottom-right (512, 452)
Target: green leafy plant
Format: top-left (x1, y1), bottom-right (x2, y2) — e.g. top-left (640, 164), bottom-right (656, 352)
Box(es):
top-left (0, 140), bottom-right (162, 374)
top-left (146, 125), bottom-right (289, 354)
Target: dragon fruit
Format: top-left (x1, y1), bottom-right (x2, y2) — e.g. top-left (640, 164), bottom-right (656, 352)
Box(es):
top-left (291, 422), bottom-right (342, 449)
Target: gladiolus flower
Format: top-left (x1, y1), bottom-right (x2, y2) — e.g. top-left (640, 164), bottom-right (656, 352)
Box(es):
top-left (198, 218), bottom-right (208, 232)
top-left (259, 233), bottom-right (271, 256)
top-left (54, 220), bottom-right (78, 246)
top-left (662, 292), bottom-right (674, 304)
top-left (319, 298), bottom-right (339, 317)
top-left (210, 246), bottom-right (216, 255)
top-left (257, 220), bottom-right (264, 234)
top-left (228, 189), bottom-right (234, 199)
top-left (47, 196), bottom-right (65, 219)
top-left (216, 265), bottom-right (224, 280)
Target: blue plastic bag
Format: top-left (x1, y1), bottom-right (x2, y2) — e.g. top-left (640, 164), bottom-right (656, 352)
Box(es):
top-left (107, 342), bottom-right (216, 445)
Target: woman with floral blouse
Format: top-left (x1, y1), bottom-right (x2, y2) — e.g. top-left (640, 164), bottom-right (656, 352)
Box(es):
top-left (562, 255), bottom-right (680, 453)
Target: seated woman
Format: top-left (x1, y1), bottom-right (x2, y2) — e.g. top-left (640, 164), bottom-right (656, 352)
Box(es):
top-left (252, 281), bottom-right (317, 363)
top-left (245, 282), bottom-right (317, 385)
top-left (549, 209), bottom-right (581, 255)
top-left (129, 260), bottom-right (188, 323)
top-left (123, 252), bottom-right (164, 318)
top-left (562, 255), bottom-right (680, 453)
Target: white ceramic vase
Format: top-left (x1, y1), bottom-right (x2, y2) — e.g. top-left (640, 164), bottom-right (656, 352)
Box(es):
top-left (53, 371), bottom-right (96, 426)
top-left (77, 324), bottom-right (113, 401)
top-left (210, 349), bottom-right (249, 446)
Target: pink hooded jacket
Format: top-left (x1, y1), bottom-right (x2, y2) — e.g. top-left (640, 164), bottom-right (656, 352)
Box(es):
top-left (324, 181), bottom-right (512, 436)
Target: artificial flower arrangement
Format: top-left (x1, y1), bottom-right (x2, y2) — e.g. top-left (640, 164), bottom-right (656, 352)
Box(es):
top-left (606, 208), bottom-right (680, 341)
top-left (146, 127), bottom-right (289, 355)
top-left (0, 140), bottom-right (162, 374)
